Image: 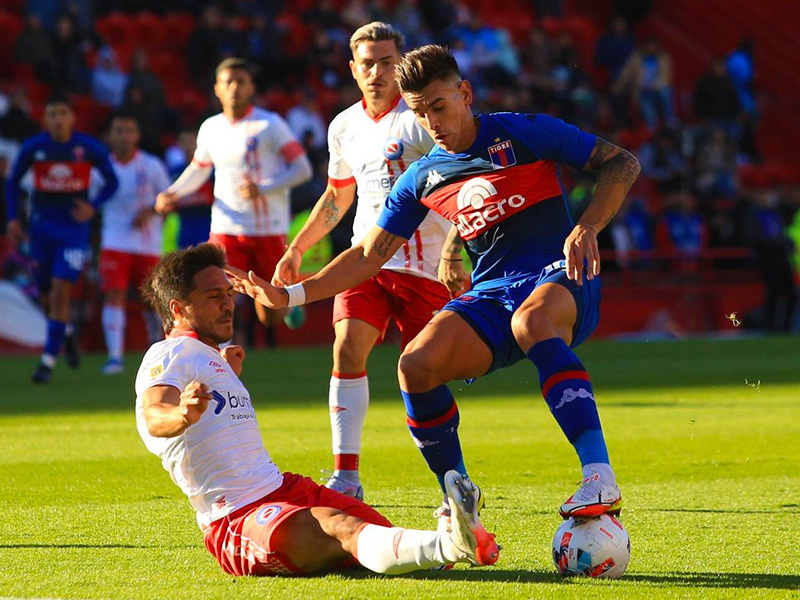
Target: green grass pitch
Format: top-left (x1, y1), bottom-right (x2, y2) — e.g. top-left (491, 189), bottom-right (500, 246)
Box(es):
top-left (1, 337), bottom-right (798, 599)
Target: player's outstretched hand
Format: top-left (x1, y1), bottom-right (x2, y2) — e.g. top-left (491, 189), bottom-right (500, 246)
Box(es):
top-left (180, 380), bottom-right (211, 426)
top-left (225, 264), bottom-right (288, 310)
top-left (272, 246), bottom-right (302, 287)
top-left (563, 223), bottom-right (600, 286)
top-left (437, 256), bottom-right (468, 297)
top-left (220, 345), bottom-right (245, 376)
top-left (155, 191), bottom-right (178, 215)
top-left (71, 199), bottom-right (96, 223)
top-left (6, 219), bottom-right (27, 249)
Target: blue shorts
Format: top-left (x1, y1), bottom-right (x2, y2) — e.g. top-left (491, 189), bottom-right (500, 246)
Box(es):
top-left (442, 260), bottom-right (602, 375)
top-left (29, 225), bottom-right (89, 288)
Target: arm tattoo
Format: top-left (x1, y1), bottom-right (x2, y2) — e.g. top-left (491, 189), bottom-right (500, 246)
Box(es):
top-left (372, 231), bottom-right (399, 258)
top-left (321, 194), bottom-right (340, 228)
top-left (585, 137), bottom-right (641, 194)
top-left (442, 226), bottom-right (464, 256)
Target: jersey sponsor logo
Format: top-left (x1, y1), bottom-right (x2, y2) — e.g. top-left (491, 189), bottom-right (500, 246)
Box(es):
top-left (453, 176), bottom-right (527, 238)
top-left (255, 505), bottom-right (282, 525)
top-left (488, 140), bottom-right (516, 169)
top-left (209, 361), bottom-right (223, 368)
top-left (212, 390), bottom-right (226, 415)
top-left (425, 169), bottom-right (445, 188)
top-left (383, 136), bottom-right (404, 160)
top-left (211, 389), bottom-right (254, 415)
top-left (149, 364), bottom-right (163, 378)
top-left (33, 161), bottom-right (91, 193)
top-left (362, 176), bottom-right (395, 193)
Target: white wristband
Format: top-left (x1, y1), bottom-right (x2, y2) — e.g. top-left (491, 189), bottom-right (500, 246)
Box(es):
top-left (284, 283), bottom-right (306, 307)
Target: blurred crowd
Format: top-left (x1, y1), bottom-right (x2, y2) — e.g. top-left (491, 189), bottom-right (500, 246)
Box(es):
top-left (1, 0), bottom-right (798, 331)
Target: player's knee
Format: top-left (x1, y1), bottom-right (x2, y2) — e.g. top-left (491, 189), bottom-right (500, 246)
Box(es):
top-left (333, 337), bottom-right (370, 373)
top-left (511, 307), bottom-right (558, 349)
top-left (397, 346), bottom-right (441, 392)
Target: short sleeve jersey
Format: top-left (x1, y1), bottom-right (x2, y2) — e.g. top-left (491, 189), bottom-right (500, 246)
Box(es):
top-left (327, 96), bottom-right (450, 280)
top-left (376, 113), bottom-right (596, 289)
top-left (194, 107), bottom-right (305, 236)
top-left (101, 150), bottom-right (170, 256)
top-left (135, 335), bottom-right (283, 529)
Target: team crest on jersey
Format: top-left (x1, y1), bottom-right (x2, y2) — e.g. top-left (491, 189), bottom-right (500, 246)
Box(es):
top-left (488, 140), bottom-right (516, 169)
top-left (256, 505), bottom-right (282, 525)
top-left (73, 146), bottom-right (85, 161)
top-left (149, 365), bottom-right (163, 378)
top-left (383, 136), bottom-right (404, 160)
top-left (246, 136), bottom-right (258, 150)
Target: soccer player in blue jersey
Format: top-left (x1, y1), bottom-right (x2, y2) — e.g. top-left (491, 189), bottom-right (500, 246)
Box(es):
top-left (5, 96), bottom-right (119, 383)
top-left (226, 45), bottom-right (641, 523)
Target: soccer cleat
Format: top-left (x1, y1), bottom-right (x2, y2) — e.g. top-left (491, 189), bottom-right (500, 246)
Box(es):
top-left (559, 471), bottom-right (622, 518)
top-left (321, 470), bottom-right (364, 501)
top-left (101, 359), bottom-right (125, 375)
top-left (435, 477), bottom-right (485, 533)
top-left (442, 470), bottom-right (500, 566)
top-left (31, 363), bottom-right (53, 384)
top-left (283, 306), bottom-right (306, 330)
top-left (64, 331), bottom-right (81, 369)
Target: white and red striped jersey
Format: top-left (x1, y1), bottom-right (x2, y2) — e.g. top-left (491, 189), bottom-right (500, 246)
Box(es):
top-left (101, 150), bottom-right (170, 256)
top-left (135, 334), bottom-right (283, 529)
top-left (194, 107), bottom-right (305, 236)
top-left (327, 96), bottom-right (450, 281)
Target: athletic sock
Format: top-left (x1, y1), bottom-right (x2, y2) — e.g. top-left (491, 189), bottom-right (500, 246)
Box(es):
top-left (43, 318), bottom-right (67, 363)
top-left (329, 371), bottom-right (369, 484)
top-left (527, 338), bottom-right (610, 467)
top-left (102, 305), bottom-right (125, 361)
top-left (402, 385), bottom-right (467, 494)
top-left (355, 524), bottom-right (451, 574)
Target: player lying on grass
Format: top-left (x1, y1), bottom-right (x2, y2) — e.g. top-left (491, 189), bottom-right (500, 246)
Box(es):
top-left (135, 243), bottom-right (499, 576)
top-left (226, 45), bottom-right (641, 525)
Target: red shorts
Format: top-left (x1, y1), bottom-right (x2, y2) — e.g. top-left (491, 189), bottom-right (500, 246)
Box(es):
top-left (99, 249), bottom-right (160, 294)
top-left (333, 270), bottom-right (451, 348)
top-left (209, 233), bottom-right (286, 281)
top-left (202, 472), bottom-right (391, 577)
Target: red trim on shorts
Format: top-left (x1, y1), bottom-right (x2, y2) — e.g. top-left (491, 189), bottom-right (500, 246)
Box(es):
top-left (361, 94), bottom-right (402, 122)
top-left (331, 370), bottom-right (367, 379)
top-left (334, 454), bottom-right (359, 470)
top-left (406, 402), bottom-right (458, 428)
top-left (541, 370), bottom-right (590, 398)
top-left (328, 176), bottom-right (356, 188)
top-left (192, 157), bottom-right (213, 168)
top-left (280, 140), bottom-right (306, 162)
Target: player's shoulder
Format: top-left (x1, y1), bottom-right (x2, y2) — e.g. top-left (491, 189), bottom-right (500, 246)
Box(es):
top-left (251, 105), bottom-right (286, 124)
top-left (329, 101), bottom-right (363, 132)
top-left (141, 336), bottom-right (210, 368)
top-left (138, 149), bottom-right (166, 167)
top-left (22, 132), bottom-right (50, 148)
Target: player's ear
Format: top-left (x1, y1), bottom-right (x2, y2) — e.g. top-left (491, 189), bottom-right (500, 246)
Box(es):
top-left (460, 80), bottom-right (473, 107)
top-left (168, 298), bottom-right (185, 320)
top-left (349, 59), bottom-right (357, 80)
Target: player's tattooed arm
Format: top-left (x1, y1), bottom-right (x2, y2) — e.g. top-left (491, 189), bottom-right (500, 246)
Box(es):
top-left (440, 225), bottom-right (464, 259)
top-left (321, 193), bottom-right (341, 228)
top-left (580, 137), bottom-right (641, 229)
top-left (371, 230), bottom-right (401, 258)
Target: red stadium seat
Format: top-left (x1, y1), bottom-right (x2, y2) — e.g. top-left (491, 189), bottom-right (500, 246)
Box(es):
top-left (135, 11), bottom-right (169, 50)
top-left (0, 11), bottom-right (23, 79)
top-left (95, 12), bottom-right (136, 48)
top-left (162, 13), bottom-right (196, 52)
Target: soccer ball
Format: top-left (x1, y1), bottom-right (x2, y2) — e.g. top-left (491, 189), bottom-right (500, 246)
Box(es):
top-left (552, 514), bottom-right (631, 579)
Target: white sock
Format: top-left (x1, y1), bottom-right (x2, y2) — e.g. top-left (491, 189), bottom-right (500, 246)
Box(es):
top-left (329, 372), bottom-right (369, 457)
top-left (102, 305), bottom-right (125, 361)
top-left (355, 525), bottom-right (452, 575)
top-left (583, 462), bottom-right (616, 485)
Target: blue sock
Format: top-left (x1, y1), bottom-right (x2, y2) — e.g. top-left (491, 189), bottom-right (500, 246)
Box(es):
top-left (43, 319), bottom-right (68, 362)
top-left (402, 385), bottom-right (467, 493)
top-left (527, 338), bottom-right (609, 466)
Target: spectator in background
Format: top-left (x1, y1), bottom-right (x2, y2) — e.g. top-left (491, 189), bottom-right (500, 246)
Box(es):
top-left (122, 84), bottom-right (163, 154)
top-left (695, 127), bottom-right (738, 200)
top-left (91, 46), bottom-right (128, 108)
top-left (392, 0), bottom-right (433, 49)
top-left (457, 14), bottom-right (520, 90)
top-left (638, 129), bottom-right (685, 196)
top-left (519, 27), bottom-right (554, 95)
top-left (127, 49), bottom-right (166, 111)
top-left (50, 13), bottom-right (89, 94)
top-left (24, 0), bottom-right (62, 31)
top-left (549, 32), bottom-right (596, 127)
top-left (163, 126), bottom-right (212, 249)
top-left (594, 16), bottom-right (635, 84)
top-left (287, 90), bottom-right (327, 154)
top-left (726, 38), bottom-right (756, 117)
top-left (655, 192), bottom-right (707, 272)
top-left (14, 14), bottom-right (54, 82)
top-left (532, 0), bottom-right (564, 19)
top-left (187, 4), bottom-right (225, 89)
top-left (609, 196), bottom-right (655, 269)
top-left (742, 189), bottom-right (797, 332)
top-left (614, 38), bottom-right (676, 129)
top-left (694, 58), bottom-right (740, 126)
top-left (0, 89), bottom-right (39, 146)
